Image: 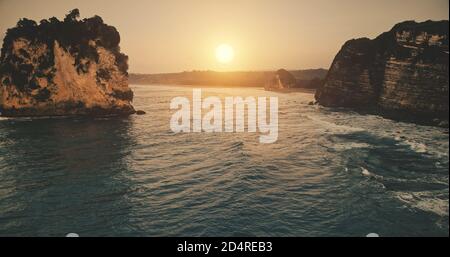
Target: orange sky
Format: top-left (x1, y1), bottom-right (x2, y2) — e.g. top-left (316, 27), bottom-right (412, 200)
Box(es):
top-left (0, 0), bottom-right (448, 73)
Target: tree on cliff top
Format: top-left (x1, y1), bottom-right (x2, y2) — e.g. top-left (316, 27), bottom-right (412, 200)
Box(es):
top-left (0, 9), bottom-right (129, 94)
top-left (64, 8), bottom-right (80, 22)
top-left (1, 9), bottom-right (127, 72)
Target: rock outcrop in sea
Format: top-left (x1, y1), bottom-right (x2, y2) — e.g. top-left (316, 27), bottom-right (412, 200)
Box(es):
top-left (315, 20), bottom-right (449, 126)
top-left (0, 9), bottom-right (135, 117)
top-left (264, 69), bottom-right (297, 90)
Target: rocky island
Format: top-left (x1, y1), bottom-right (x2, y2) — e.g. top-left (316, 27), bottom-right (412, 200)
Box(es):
top-left (264, 69), bottom-right (297, 90)
top-left (315, 20), bottom-right (449, 126)
top-left (0, 9), bottom-right (135, 117)
top-left (264, 69), bottom-right (326, 91)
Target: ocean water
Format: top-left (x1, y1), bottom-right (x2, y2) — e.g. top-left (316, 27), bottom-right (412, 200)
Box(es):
top-left (0, 85), bottom-right (448, 237)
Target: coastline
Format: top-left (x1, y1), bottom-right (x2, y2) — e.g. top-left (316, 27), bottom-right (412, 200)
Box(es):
top-left (264, 88), bottom-right (316, 94)
top-left (132, 83), bottom-right (317, 94)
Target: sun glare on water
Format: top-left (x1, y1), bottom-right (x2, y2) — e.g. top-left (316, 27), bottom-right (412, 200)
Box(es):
top-left (215, 44), bottom-right (234, 64)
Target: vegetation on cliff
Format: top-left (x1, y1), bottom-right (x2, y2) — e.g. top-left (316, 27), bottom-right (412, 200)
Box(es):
top-left (0, 9), bottom-right (134, 116)
top-left (0, 9), bottom-right (128, 98)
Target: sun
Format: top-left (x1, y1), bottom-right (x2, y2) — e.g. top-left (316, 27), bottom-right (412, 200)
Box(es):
top-left (215, 44), bottom-right (234, 63)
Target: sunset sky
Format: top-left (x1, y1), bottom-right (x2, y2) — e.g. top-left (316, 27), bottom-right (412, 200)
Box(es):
top-left (0, 0), bottom-right (448, 73)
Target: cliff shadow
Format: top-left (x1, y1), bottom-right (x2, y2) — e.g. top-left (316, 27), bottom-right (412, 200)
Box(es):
top-left (0, 116), bottom-right (139, 236)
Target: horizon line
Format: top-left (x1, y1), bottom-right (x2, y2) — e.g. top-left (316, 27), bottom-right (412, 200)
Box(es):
top-left (129, 67), bottom-right (329, 75)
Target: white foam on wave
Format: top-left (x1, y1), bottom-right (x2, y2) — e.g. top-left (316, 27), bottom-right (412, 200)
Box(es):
top-left (394, 191), bottom-right (449, 217)
top-left (361, 167), bottom-right (372, 176)
top-left (391, 131), bottom-right (430, 154)
top-left (306, 115), bottom-right (365, 134)
top-left (403, 140), bottom-right (428, 154)
top-left (360, 167), bottom-right (384, 182)
top-left (392, 134), bottom-right (450, 159)
top-left (331, 142), bottom-right (372, 151)
top-left (379, 124), bottom-right (449, 159)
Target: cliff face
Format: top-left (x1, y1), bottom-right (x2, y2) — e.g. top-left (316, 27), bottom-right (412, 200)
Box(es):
top-left (315, 20), bottom-right (449, 124)
top-left (0, 9), bottom-right (135, 117)
top-left (265, 69), bottom-right (297, 90)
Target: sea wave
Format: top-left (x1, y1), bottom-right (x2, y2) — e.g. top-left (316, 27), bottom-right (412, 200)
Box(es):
top-left (394, 191), bottom-right (449, 217)
top-left (330, 142), bottom-right (372, 151)
top-left (0, 85), bottom-right (448, 236)
top-left (396, 139), bottom-right (428, 154)
top-left (305, 115), bottom-right (365, 134)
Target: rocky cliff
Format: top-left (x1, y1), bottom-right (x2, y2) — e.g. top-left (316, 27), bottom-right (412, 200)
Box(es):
top-left (315, 20), bottom-right (449, 125)
top-left (0, 9), bottom-right (135, 117)
top-left (264, 69), bottom-right (297, 90)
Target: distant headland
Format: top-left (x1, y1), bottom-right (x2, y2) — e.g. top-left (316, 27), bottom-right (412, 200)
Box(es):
top-left (129, 69), bottom-right (328, 88)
